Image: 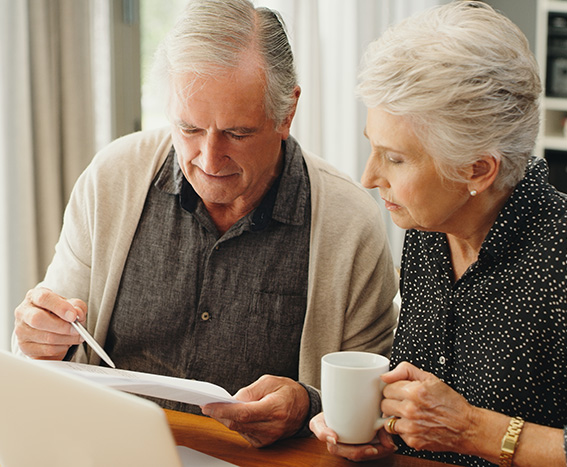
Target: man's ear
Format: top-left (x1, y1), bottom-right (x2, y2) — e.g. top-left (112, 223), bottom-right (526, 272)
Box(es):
top-left (468, 153), bottom-right (501, 194)
top-left (278, 85), bottom-right (301, 140)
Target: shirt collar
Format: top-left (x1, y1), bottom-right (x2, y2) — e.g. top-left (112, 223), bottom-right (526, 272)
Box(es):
top-left (480, 157), bottom-right (550, 260)
top-left (154, 136), bottom-right (309, 230)
top-left (417, 157), bottom-right (551, 263)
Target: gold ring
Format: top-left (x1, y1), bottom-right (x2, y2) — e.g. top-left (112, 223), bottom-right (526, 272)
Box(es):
top-left (387, 417), bottom-right (400, 435)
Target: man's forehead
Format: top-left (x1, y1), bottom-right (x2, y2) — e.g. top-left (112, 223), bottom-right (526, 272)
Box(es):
top-left (170, 49), bottom-right (266, 94)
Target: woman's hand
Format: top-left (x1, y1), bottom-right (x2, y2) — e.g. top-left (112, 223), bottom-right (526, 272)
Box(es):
top-left (309, 413), bottom-right (397, 462)
top-left (381, 361), bottom-right (478, 455)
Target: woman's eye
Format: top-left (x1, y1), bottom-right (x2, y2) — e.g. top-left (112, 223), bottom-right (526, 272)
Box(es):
top-left (386, 153), bottom-right (403, 164)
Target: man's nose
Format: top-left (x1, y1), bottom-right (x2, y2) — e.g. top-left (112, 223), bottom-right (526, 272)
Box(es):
top-left (199, 134), bottom-right (227, 174)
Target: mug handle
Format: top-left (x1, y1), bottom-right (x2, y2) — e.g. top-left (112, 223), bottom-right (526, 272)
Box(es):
top-left (373, 379), bottom-right (389, 430)
top-left (373, 416), bottom-right (389, 431)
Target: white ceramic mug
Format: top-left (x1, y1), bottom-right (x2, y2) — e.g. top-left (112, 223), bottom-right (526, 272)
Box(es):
top-left (321, 351), bottom-right (390, 444)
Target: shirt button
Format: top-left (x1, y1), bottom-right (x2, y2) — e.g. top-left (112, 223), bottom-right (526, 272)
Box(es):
top-left (201, 312), bottom-right (210, 321)
top-left (439, 356), bottom-right (446, 365)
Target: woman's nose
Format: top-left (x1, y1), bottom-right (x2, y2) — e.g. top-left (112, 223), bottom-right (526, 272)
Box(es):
top-left (361, 156), bottom-right (387, 190)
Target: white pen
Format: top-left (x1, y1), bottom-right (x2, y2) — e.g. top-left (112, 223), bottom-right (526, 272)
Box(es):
top-left (71, 320), bottom-right (116, 369)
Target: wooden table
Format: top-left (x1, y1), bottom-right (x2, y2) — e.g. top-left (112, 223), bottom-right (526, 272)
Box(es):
top-left (165, 410), bottom-right (458, 467)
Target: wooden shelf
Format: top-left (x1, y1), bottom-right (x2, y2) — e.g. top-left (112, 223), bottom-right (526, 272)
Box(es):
top-left (547, 1), bottom-right (567, 14)
top-left (542, 135), bottom-right (567, 150)
top-left (544, 96), bottom-right (567, 110)
top-left (539, 1), bottom-right (567, 160)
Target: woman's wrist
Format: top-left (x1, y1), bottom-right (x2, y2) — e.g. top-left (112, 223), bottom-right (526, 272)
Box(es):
top-left (499, 417), bottom-right (525, 467)
top-left (461, 407), bottom-right (511, 464)
top-left (463, 410), bottom-right (566, 466)
top-left (511, 422), bottom-right (566, 467)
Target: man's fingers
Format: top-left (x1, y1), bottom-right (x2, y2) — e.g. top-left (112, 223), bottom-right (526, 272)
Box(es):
top-left (377, 426), bottom-right (398, 450)
top-left (309, 412), bottom-right (338, 443)
top-left (22, 308), bottom-right (79, 336)
top-left (204, 409), bottom-right (282, 447)
top-left (327, 440), bottom-right (393, 463)
top-left (232, 374), bottom-right (280, 402)
top-left (22, 323), bottom-right (83, 345)
top-left (26, 287), bottom-right (79, 323)
top-left (67, 298), bottom-right (87, 322)
top-left (14, 287), bottom-right (88, 360)
top-left (203, 402), bottom-right (257, 422)
top-left (23, 345), bottom-right (73, 360)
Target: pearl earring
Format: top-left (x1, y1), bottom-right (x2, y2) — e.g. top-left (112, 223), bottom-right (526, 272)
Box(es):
top-left (470, 190), bottom-right (478, 197)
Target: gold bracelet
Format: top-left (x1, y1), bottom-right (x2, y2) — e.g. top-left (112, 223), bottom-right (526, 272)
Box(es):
top-left (499, 417), bottom-right (525, 467)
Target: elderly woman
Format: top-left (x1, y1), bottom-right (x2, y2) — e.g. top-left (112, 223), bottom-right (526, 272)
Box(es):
top-left (310, 2), bottom-right (567, 466)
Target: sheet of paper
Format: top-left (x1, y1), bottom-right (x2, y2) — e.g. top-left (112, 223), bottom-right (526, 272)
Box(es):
top-left (176, 446), bottom-right (237, 466)
top-left (41, 361), bottom-right (238, 406)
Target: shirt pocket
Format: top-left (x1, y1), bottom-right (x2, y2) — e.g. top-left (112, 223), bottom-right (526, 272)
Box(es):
top-left (244, 291), bottom-right (307, 378)
top-left (251, 291), bottom-right (307, 326)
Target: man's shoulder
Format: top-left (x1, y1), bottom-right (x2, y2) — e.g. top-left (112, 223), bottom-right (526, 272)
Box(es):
top-left (302, 150), bottom-right (379, 208)
top-left (80, 127), bottom-right (172, 189)
top-left (75, 127), bottom-right (173, 201)
top-left (92, 127), bottom-right (172, 167)
top-left (301, 150), bottom-right (386, 243)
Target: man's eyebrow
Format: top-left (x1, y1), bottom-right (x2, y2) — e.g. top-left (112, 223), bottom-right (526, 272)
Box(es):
top-left (225, 126), bottom-right (258, 134)
top-left (173, 120), bottom-right (257, 134)
top-left (174, 119), bottom-right (196, 129)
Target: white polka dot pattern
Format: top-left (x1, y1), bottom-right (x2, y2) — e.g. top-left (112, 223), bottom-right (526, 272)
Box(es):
top-left (391, 158), bottom-right (567, 466)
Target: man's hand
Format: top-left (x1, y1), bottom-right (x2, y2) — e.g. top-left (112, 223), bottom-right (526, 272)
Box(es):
top-left (201, 375), bottom-right (310, 447)
top-left (310, 412), bottom-right (397, 462)
top-left (14, 287), bottom-right (87, 360)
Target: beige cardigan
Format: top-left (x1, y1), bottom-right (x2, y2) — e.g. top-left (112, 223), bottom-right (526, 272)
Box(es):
top-left (14, 128), bottom-right (398, 388)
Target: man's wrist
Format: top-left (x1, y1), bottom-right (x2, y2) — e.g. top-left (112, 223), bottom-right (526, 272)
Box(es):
top-left (293, 382), bottom-right (321, 438)
top-left (63, 344), bottom-right (78, 361)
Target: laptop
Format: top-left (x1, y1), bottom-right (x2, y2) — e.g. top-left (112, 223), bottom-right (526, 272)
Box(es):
top-left (0, 350), bottom-right (235, 467)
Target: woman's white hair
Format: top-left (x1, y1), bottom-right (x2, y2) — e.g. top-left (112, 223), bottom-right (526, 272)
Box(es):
top-left (358, 1), bottom-right (542, 190)
top-left (152, 0), bottom-right (297, 127)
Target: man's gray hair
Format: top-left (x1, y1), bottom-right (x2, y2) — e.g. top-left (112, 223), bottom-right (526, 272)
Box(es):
top-left (153, 0), bottom-right (297, 127)
top-left (358, 1), bottom-right (542, 190)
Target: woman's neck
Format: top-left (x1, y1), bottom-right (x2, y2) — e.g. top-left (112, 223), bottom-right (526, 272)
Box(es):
top-left (446, 186), bottom-right (513, 281)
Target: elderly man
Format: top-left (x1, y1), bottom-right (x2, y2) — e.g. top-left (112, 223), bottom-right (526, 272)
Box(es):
top-left (13, 0), bottom-right (397, 447)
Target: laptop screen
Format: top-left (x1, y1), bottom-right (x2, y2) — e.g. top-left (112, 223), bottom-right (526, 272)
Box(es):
top-left (0, 350), bottom-right (183, 467)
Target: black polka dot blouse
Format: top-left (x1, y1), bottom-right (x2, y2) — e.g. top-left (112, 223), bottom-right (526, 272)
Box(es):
top-left (391, 157), bottom-right (567, 467)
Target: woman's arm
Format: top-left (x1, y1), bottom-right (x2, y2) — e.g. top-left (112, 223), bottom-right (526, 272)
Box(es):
top-left (380, 362), bottom-right (566, 466)
top-left (506, 419), bottom-right (565, 467)
top-left (311, 362), bottom-right (567, 466)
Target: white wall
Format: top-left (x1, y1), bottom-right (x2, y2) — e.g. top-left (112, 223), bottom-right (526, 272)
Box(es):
top-left (0, 1), bottom-right (39, 351)
top-left (0, 1), bottom-right (450, 351)
top-left (257, 0), bottom-right (444, 266)
top-left (486, 0), bottom-right (537, 52)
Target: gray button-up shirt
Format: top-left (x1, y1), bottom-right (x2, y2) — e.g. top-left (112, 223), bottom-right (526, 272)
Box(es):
top-left (105, 137), bottom-right (312, 416)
